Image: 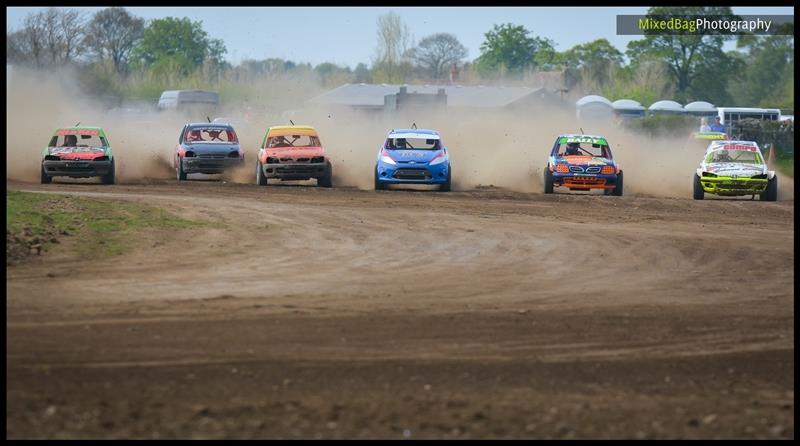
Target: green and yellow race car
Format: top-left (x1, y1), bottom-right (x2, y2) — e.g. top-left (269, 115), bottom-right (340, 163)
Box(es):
top-left (693, 140), bottom-right (777, 201)
top-left (41, 126), bottom-right (116, 184)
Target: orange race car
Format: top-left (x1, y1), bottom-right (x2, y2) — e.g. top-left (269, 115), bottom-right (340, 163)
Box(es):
top-left (543, 134), bottom-right (623, 196)
top-left (255, 125), bottom-right (333, 188)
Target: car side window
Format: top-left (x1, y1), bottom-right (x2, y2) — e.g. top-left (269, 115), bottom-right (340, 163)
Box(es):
top-left (551, 139), bottom-right (561, 156)
top-left (48, 136), bottom-right (57, 147)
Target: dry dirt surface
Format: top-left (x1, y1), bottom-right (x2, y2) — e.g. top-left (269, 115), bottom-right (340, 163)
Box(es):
top-left (6, 179), bottom-right (795, 439)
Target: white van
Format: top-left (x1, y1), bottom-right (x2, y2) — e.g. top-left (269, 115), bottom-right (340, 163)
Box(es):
top-left (716, 107), bottom-right (781, 126)
top-left (157, 90), bottom-right (219, 114)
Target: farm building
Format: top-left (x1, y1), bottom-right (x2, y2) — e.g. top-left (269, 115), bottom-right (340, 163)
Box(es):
top-left (306, 83), bottom-right (563, 114)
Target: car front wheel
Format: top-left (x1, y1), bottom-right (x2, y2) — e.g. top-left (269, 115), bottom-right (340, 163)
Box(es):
top-left (693, 174), bottom-right (704, 200)
top-left (177, 158), bottom-right (187, 181)
top-left (102, 160), bottom-right (115, 184)
top-left (543, 166), bottom-right (553, 194)
top-left (440, 165), bottom-right (451, 192)
top-left (318, 163), bottom-right (333, 188)
top-left (256, 161), bottom-right (267, 186)
top-left (41, 164), bottom-right (52, 184)
top-left (374, 166), bottom-right (384, 190)
top-left (612, 171), bottom-right (624, 196)
top-left (760, 176), bottom-right (778, 201)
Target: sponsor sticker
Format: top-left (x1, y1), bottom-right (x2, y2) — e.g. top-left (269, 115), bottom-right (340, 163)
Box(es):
top-left (57, 129), bottom-right (99, 135)
top-left (723, 143), bottom-right (757, 151)
top-left (559, 136), bottom-right (608, 145)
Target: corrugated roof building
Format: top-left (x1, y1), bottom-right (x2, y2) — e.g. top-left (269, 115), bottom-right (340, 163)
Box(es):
top-left (307, 83), bottom-right (562, 112)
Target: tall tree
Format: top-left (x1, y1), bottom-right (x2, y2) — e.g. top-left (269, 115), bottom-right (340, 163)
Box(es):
top-left (6, 8), bottom-right (86, 68)
top-left (475, 23), bottom-right (555, 76)
top-left (409, 33), bottom-right (467, 80)
top-left (130, 17), bottom-right (227, 74)
top-left (373, 12), bottom-right (411, 67)
top-left (84, 7), bottom-right (145, 74)
top-left (625, 6), bottom-right (735, 102)
top-left (559, 38), bottom-right (625, 90)
top-left (371, 12), bottom-right (413, 83)
top-left (560, 38), bottom-right (624, 70)
top-left (730, 35), bottom-right (794, 109)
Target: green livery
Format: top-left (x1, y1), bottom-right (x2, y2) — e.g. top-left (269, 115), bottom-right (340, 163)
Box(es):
top-left (41, 126), bottom-right (116, 184)
top-left (693, 140), bottom-right (777, 201)
top-left (559, 136), bottom-right (608, 146)
top-left (692, 132), bottom-right (727, 141)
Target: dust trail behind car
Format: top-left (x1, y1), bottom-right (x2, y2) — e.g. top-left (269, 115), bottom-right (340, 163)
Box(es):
top-left (298, 105), bottom-right (716, 197)
top-left (6, 66), bottom-right (188, 183)
top-left (6, 67), bottom-right (792, 199)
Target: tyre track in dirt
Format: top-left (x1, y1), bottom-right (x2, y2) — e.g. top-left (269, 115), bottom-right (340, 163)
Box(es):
top-left (6, 179), bottom-right (794, 439)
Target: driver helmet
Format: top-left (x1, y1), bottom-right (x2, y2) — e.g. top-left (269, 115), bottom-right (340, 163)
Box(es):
top-left (63, 134), bottom-right (78, 146)
top-left (565, 142), bottom-right (581, 155)
top-left (716, 149), bottom-right (730, 161)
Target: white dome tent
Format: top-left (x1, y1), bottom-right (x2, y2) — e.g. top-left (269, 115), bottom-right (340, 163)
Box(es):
top-left (612, 99), bottom-right (646, 118)
top-left (684, 101), bottom-right (717, 117)
top-left (576, 95), bottom-right (614, 121)
top-left (648, 100), bottom-right (685, 116)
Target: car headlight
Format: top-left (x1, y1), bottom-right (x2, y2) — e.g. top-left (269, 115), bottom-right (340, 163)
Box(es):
top-left (380, 149), bottom-right (396, 165)
top-left (429, 152), bottom-right (447, 165)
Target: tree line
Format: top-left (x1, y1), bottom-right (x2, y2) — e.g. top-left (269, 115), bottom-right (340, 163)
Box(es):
top-left (6, 6), bottom-right (794, 112)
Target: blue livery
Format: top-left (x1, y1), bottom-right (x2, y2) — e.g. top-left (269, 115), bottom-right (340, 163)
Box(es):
top-left (374, 128), bottom-right (452, 191)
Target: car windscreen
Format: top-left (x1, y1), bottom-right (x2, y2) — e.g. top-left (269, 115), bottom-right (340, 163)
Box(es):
top-left (558, 142), bottom-right (610, 158)
top-left (266, 135), bottom-right (320, 148)
top-left (49, 131), bottom-right (106, 148)
top-left (706, 149), bottom-right (763, 164)
top-left (185, 127), bottom-right (238, 143)
top-left (385, 137), bottom-right (440, 150)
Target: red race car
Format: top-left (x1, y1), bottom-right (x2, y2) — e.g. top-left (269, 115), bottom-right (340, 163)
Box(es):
top-left (255, 125), bottom-right (333, 188)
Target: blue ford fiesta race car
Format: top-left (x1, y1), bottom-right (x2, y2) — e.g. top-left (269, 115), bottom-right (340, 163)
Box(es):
top-left (374, 128), bottom-right (451, 191)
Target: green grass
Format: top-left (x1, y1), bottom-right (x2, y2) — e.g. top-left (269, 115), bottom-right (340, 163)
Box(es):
top-left (774, 157), bottom-right (794, 178)
top-left (7, 191), bottom-right (212, 259)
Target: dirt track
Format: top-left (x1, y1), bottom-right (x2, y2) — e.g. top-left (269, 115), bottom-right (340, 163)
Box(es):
top-left (6, 179), bottom-right (795, 439)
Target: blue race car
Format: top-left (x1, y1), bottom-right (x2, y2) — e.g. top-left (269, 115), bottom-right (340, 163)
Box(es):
top-left (174, 122), bottom-right (245, 181)
top-left (374, 128), bottom-right (451, 191)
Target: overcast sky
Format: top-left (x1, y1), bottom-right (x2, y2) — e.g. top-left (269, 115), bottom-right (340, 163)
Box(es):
top-left (6, 6), bottom-right (794, 68)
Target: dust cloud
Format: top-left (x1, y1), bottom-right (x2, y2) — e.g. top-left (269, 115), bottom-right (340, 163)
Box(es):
top-left (6, 66), bottom-right (792, 200)
top-left (7, 66), bottom-right (186, 183)
top-left (300, 105), bottom-right (708, 198)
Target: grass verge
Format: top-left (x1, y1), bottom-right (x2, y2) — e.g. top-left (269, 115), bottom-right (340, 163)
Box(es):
top-left (773, 157), bottom-right (794, 178)
top-left (7, 191), bottom-right (212, 264)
